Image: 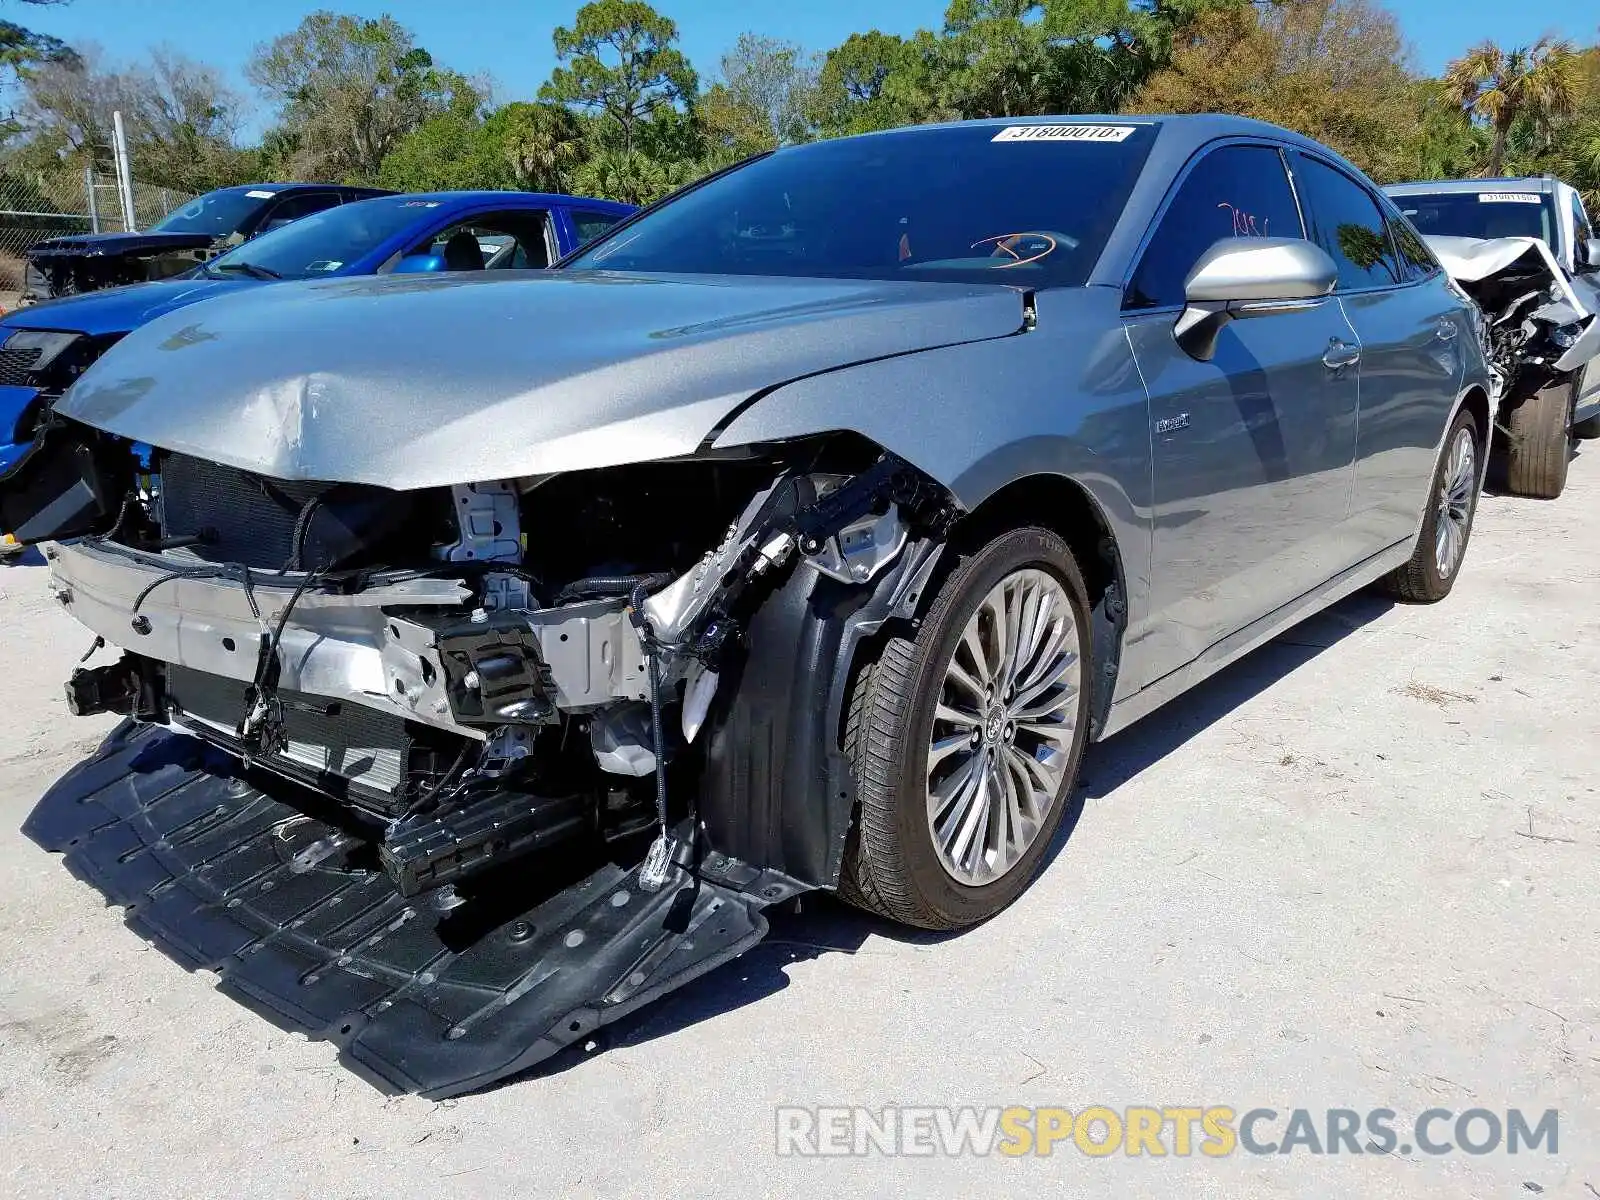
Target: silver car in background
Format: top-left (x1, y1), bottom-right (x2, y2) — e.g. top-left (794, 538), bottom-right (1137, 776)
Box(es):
top-left (1385, 176), bottom-right (1600, 498)
top-left (4, 114), bottom-right (1492, 1097)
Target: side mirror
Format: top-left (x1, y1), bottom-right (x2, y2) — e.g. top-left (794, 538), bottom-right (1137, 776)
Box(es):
top-left (1175, 237), bottom-right (1338, 361)
top-left (392, 253), bottom-right (445, 275)
top-left (1578, 237), bottom-right (1600, 273)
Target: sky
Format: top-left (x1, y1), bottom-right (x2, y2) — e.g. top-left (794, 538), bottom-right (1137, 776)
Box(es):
top-left (21, 0), bottom-right (1600, 139)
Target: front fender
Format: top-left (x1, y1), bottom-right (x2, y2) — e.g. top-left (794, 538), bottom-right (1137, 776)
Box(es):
top-left (710, 286), bottom-right (1155, 642)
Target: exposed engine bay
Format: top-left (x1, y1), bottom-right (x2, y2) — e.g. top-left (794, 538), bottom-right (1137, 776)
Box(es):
top-left (1425, 234), bottom-right (1600, 400)
top-left (23, 233), bottom-right (218, 302)
top-left (12, 421), bottom-right (957, 903)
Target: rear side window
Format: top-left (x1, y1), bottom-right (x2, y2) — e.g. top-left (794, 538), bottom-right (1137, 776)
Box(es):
top-left (259, 192), bottom-right (341, 235)
top-left (1126, 144), bottom-right (1303, 309)
top-left (571, 210), bottom-right (623, 244)
top-left (1294, 157), bottom-right (1401, 290)
top-left (1387, 214), bottom-right (1438, 282)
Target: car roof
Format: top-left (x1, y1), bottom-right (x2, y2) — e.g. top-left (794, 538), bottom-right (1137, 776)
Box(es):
top-left (204, 182), bottom-right (391, 197)
top-left (1385, 177), bottom-right (1558, 196)
top-left (365, 189), bottom-right (632, 209)
top-left (785, 112), bottom-right (1373, 184)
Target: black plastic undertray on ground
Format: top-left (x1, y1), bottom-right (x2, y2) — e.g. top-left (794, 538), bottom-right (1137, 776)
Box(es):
top-left (22, 720), bottom-right (784, 1098)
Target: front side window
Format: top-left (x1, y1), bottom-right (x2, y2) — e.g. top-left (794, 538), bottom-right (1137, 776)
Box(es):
top-left (1387, 213), bottom-right (1438, 282)
top-left (571, 210), bottom-right (624, 244)
top-left (152, 188), bottom-right (275, 236)
top-left (1572, 193), bottom-right (1593, 243)
top-left (407, 211), bottom-right (552, 270)
top-left (1126, 144), bottom-right (1303, 309)
top-left (1294, 157), bottom-right (1401, 290)
top-left (567, 122), bottom-right (1159, 287)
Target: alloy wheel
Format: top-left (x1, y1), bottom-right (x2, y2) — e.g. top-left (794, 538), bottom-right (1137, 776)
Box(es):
top-left (1434, 426), bottom-right (1476, 579)
top-left (925, 568), bottom-right (1081, 886)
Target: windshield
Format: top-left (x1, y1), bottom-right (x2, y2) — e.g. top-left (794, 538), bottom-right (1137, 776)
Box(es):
top-left (1392, 190), bottom-right (1557, 247)
top-left (568, 122), bottom-right (1158, 286)
top-left (206, 196), bottom-right (445, 280)
top-left (152, 189), bottom-right (275, 236)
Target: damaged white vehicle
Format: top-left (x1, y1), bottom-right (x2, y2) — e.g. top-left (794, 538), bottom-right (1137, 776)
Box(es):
top-left (1388, 177), bottom-right (1600, 498)
top-left (5, 116), bottom-right (1496, 1097)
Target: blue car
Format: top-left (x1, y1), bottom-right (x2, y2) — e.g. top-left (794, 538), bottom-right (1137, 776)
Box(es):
top-left (0, 190), bottom-right (634, 503)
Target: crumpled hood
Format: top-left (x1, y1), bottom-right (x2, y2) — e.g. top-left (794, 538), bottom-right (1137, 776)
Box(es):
top-left (3, 276), bottom-right (256, 338)
top-left (59, 270), bottom-right (1027, 489)
top-left (1423, 234), bottom-right (1593, 317)
top-left (27, 230), bottom-right (218, 262)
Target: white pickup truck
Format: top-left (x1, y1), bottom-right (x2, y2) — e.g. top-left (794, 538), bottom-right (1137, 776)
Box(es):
top-left (1386, 176), bottom-right (1600, 499)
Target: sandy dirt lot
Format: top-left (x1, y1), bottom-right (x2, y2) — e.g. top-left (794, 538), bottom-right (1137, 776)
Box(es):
top-left (0, 452), bottom-right (1596, 1199)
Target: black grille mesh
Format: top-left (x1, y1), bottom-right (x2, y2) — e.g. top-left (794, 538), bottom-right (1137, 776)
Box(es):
top-left (0, 347), bottom-right (41, 386)
top-left (159, 454), bottom-right (330, 567)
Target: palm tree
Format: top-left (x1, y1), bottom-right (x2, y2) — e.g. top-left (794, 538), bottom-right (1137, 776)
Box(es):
top-left (1443, 38), bottom-right (1579, 176)
top-left (494, 102), bottom-right (583, 194)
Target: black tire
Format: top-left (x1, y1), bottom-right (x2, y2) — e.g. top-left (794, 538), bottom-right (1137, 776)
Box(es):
top-left (1503, 377), bottom-right (1573, 499)
top-left (1378, 404), bottom-right (1482, 604)
top-left (838, 527), bottom-right (1092, 930)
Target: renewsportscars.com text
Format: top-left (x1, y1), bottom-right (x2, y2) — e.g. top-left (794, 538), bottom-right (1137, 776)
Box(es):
top-left (775, 1105), bottom-right (1559, 1158)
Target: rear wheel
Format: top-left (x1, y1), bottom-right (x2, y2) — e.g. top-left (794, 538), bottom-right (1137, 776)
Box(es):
top-left (1378, 405), bottom-right (1481, 603)
top-left (839, 527), bottom-right (1091, 930)
top-left (1503, 377), bottom-right (1573, 499)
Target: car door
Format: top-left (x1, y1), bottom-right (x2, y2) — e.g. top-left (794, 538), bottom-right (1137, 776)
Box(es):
top-left (1289, 153), bottom-right (1467, 555)
top-left (1122, 141), bottom-right (1360, 684)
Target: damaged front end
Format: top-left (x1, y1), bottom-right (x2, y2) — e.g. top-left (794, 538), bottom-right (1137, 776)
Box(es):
top-left (23, 232), bottom-right (218, 302)
top-left (1426, 234), bottom-right (1600, 402)
top-left (20, 418), bottom-right (956, 1094)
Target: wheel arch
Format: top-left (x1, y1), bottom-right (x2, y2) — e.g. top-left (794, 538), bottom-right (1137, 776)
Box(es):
top-left (945, 472), bottom-right (1129, 738)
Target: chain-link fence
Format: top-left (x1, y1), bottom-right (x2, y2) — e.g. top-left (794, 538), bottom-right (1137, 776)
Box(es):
top-left (0, 160), bottom-right (194, 309)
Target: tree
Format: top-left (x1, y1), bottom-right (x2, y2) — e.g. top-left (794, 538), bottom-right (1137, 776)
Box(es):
top-left (1, 0), bottom-right (78, 92)
top-left (810, 31), bottom-right (944, 135)
top-left (539, 0), bottom-right (697, 158)
top-left (248, 12), bottom-right (477, 183)
top-left (124, 48), bottom-right (256, 192)
top-left (10, 44), bottom-right (253, 192)
top-left (1131, 0), bottom-right (1423, 183)
top-left (939, 0), bottom-right (1066, 119)
top-left (377, 101), bottom-right (512, 192)
top-left (486, 101), bottom-right (585, 193)
top-left (1443, 38), bottom-right (1580, 177)
top-left (717, 33), bottom-right (816, 147)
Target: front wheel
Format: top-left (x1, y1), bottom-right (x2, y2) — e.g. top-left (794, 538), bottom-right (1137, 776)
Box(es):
top-left (1503, 377), bottom-right (1573, 499)
top-left (838, 527), bottom-right (1092, 930)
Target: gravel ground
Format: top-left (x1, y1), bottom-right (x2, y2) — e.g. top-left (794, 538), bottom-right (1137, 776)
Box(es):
top-left (0, 452), bottom-right (1596, 1200)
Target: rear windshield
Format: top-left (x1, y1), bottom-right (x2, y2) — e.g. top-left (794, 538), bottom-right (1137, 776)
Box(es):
top-left (567, 122), bottom-right (1158, 287)
top-left (1391, 190), bottom-right (1556, 246)
top-left (152, 189), bottom-right (275, 236)
top-left (205, 196), bottom-right (447, 280)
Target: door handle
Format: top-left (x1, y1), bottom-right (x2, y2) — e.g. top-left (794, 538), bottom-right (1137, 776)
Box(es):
top-left (1323, 338), bottom-right (1361, 371)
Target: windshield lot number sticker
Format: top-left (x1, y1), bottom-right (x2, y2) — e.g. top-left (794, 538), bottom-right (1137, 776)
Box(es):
top-left (992, 124), bottom-right (1136, 143)
top-left (1478, 193), bottom-right (1541, 204)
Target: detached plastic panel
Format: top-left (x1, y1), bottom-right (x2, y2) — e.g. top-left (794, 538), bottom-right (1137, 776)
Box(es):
top-left (24, 721), bottom-right (775, 1098)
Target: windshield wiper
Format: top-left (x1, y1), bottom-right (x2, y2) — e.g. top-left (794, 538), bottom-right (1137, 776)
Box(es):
top-left (212, 261), bottom-right (281, 280)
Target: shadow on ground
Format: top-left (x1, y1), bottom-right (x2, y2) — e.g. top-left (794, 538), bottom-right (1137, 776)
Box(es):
top-left (496, 588), bottom-right (1397, 1089)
